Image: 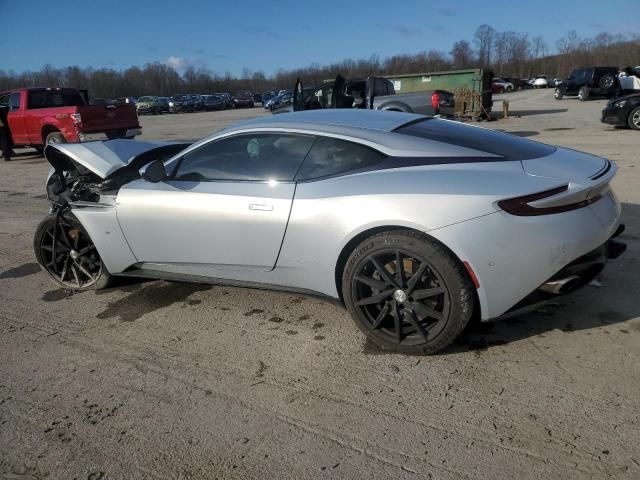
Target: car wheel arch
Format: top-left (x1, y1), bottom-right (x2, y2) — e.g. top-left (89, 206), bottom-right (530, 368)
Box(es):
top-left (41, 124), bottom-right (63, 144)
top-left (333, 225), bottom-right (480, 315)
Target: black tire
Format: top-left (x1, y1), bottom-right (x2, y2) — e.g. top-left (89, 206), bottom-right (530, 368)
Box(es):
top-left (45, 131), bottom-right (66, 145)
top-left (34, 213), bottom-right (113, 290)
top-left (599, 74), bottom-right (616, 91)
top-left (342, 230), bottom-right (474, 355)
top-left (506, 86), bottom-right (513, 92)
top-left (628, 106), bottom-right (640, 131)
top-left (578, 86), bottom-right (589, 101)
top-left (554, 88), bottom-right (564, 100)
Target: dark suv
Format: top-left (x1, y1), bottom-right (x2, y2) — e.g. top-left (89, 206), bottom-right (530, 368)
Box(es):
top-left (555, 67), bottom-right (619, 101)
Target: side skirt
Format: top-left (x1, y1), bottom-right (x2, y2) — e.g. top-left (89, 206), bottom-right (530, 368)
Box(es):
top-left (114, 267), bottom-right (345, 308)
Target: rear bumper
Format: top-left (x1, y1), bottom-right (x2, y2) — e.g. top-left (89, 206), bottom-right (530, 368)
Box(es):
top-left (428, 188), bottom-right (622, 320)
top-left (495, 226), bottom-right (626, 319)
top-left (78, 128), bottom-right (142, 142)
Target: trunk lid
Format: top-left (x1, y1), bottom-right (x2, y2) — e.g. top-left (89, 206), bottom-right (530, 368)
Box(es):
top-left (522, 146), bottom-right (608, 180)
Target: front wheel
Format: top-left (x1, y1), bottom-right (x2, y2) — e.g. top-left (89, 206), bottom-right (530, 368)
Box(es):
top-left (554, 89), bottom-right (563, 100)
top-left (34, 213), bottom-right (113, 290)
top-left (342, 230), bottom-right (474, 355)
top-left (628, 106), bottom-right (640, 131)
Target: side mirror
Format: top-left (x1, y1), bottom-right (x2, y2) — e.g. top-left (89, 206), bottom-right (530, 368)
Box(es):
top-left (140, 160), bottom-right (166, 183)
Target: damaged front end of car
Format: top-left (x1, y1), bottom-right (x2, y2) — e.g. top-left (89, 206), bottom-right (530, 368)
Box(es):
top-left (36, 140), bottom-right (190, 290)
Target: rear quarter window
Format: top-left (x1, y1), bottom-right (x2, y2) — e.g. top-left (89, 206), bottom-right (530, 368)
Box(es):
top-left (395, 119), bottom-right (556, 161)
top-left (295, 136), bottom-right (385, 181)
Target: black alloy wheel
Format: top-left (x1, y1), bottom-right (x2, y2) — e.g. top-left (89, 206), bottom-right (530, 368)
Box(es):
top-left (34, 214), bottom-right (111, 290)
top-left (343, 231), bottom-right (474, 354)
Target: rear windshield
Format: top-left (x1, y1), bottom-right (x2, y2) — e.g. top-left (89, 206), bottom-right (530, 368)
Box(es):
top-left (395, 119), bottom-right (556, 160)
top-left (27, 89), bottom-right (85, 109)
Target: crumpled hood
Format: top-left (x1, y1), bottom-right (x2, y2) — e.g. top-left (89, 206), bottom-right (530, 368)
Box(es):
top-left (44, 139), bottom-right (174, 179)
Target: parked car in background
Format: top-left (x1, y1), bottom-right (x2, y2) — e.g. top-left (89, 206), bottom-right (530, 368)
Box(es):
top-left (555, 67), bottom-right (619, 101)
top-left (169, 94), bottom-right (195, 113)
top-left (252, 93), bottom-right (262, 103)
top-left (136, 96), bottom-right (166, 115)
top-left (232, 91), bottom-right (255, 108)
top-left (266, 91), bottom-right (292, 110)
top-left (492, 78), bottom-right (514, 93)
top-left (190, 95), bottom-right (204, 111)
top-left (157, 97), bottom-right (170, 113)
top-left (215, 93), bottom-right (233, 109)
top-left (0, 87), bottom-right (141, 153)
top-left (531, 76), bottom-right (549, 88)
top-left (113, 96), bottom-right (137, 105)
top-left (503, 78), bottom-right (529, 90)
top-left (203, 94), bottom-right (225, 111)
top-left (261, 92), bottom-right (276, 104)
top-left (601, 92), bottom-right (640, 130)
top-left (276, 75), bottom-right (455, 117)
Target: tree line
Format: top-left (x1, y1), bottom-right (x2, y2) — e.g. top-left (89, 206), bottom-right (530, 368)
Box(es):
top-left (1, 26), bottom-right (638, 98)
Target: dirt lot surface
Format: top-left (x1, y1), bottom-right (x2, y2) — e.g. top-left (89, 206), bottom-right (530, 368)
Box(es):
top-left (1, 91), bottom-right (639, 479)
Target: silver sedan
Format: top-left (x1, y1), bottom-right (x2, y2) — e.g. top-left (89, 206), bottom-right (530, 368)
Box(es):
top-left (34, 110), bottom-right (625, 354)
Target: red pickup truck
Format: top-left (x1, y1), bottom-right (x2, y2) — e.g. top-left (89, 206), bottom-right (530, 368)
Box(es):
top-left (0, 87), bottom-right (141, 154)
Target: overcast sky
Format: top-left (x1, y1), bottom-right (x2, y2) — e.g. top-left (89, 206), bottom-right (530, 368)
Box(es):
top-left (1, 0), bottom-right (638, 76)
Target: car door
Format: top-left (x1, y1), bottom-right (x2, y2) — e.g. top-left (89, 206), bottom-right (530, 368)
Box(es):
top-left (565, 70), bottom-right (582, 95)
top-left (5, 92), bottom-right (28, 145)
top-left (116, 132), bottom-right (315, 272)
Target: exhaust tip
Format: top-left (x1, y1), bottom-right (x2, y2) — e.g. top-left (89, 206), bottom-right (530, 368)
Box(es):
top-left (539, 275), bottom-right (581, 295)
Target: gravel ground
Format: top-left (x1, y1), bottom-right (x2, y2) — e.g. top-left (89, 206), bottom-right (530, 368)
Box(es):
top-left (1, 91), bottom-right (639, 479)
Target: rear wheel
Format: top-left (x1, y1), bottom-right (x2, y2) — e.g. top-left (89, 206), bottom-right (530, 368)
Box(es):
top-left (578, 87), bottom-right (589, 101)
top-left (342, 230), bottom-right (474, 355)
top-left (45, 131), bottom-right (66, 145)
top-left (628, 106), bottom-right (640, 131)
top-left (34, 213), bottom-right (113, 290)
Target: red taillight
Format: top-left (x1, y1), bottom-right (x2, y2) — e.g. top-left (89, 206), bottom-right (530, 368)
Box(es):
top-left (70, 113), bottom-right (82, 127)
top-left (431, 92), bottom-right (440, 111)
top-left (498, 185), bottom-right (601, 216)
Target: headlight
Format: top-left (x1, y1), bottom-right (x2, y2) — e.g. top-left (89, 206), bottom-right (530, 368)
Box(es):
top-left (614, 100), bottom-right (627, 108)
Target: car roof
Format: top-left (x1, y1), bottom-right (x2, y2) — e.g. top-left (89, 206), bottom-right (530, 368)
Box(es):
top-left (226, 109), bottom-right (424, 133)
top-left (199, 110), bottom-right (498, 159)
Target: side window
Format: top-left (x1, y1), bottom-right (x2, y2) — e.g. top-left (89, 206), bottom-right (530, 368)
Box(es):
top-left (174, 133), bottom-right (314, 182)
top-left (295, 136), bottom-right (385, 181)
top-left (0, 94), bottom-right (9, 108)
top-left (9, 93), bottom-right (21, 111)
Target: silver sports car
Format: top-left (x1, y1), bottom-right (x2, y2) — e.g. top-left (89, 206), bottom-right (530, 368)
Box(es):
top-left (35, 110), bottom-right (625, 354)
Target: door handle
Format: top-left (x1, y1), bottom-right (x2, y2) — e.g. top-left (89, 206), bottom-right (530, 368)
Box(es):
top-left (249, 203), bottom-right (273, 211)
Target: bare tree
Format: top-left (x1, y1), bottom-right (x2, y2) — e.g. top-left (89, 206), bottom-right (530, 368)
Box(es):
top-left (450, 40), bottom-right (475, 69)
top-left (474, 24), bottom-right (495, 66)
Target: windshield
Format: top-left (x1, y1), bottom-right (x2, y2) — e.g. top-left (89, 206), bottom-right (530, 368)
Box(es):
top-left (138, 96), bottom-right (155, 102)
